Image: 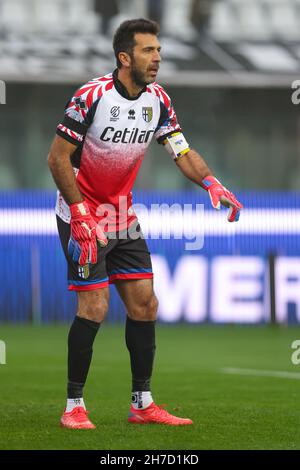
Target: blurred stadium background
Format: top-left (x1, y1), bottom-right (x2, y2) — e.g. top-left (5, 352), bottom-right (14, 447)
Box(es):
top-left (1, 0), bottom-right (300, 450)
top-left (1, 0), bottom-right (300, 325)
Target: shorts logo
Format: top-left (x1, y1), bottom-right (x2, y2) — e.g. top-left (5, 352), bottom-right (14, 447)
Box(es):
top-left (110, 106), bottom-right (120, 121)
top-left (78, 265), bottom-right (90, 279)
top-left (142, 107), bottom-right (153, 122)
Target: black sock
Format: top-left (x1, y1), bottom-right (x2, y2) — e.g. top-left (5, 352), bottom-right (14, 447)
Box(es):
top-left (67, 316), bottom-right (100, 399)
top-left (125, 316), bottom-right (156, 391)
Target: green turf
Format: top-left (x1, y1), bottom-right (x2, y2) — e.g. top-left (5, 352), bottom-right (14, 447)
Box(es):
top-left (0, 323), bottom-right (300, 450)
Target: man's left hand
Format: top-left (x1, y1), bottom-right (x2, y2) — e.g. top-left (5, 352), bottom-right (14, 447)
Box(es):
top-left (201, 175), bottom-right (243, 222)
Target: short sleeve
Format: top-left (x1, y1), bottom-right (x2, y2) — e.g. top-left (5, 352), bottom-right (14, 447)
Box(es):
top-left (56, 82), bottom-right (102, 145)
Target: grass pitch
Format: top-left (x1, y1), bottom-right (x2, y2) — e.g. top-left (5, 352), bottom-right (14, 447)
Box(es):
top-left (0, 323), bottom-right (300, 450)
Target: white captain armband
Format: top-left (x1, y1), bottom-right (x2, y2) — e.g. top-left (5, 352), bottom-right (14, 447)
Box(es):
top-left (163, 132), bottom-right (190, 161)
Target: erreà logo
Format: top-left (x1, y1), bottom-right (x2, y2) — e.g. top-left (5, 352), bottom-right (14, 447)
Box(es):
top-left (100, 126), bottom-right (155, 144)
top-left (128, 109), bottom-right (135, 120)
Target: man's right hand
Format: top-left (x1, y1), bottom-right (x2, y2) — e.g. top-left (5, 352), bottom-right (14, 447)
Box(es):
top-left (68, 200), bottom-right (108, 266)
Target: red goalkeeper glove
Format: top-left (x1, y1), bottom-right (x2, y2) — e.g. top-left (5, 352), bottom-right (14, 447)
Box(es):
top-left (201, 175), bottom-right (243, 222)
top-left (68, 200), bottom-right (108, 266)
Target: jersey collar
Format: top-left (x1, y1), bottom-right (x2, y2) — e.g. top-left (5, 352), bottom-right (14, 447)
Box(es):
top-left (113, 69), bottom-right (147, 101)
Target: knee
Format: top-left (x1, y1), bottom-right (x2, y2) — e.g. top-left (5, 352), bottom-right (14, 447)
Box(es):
top-left (77, 295), bottom-right (109, 323)
top-left (129, 294), bottom-right (159, 322)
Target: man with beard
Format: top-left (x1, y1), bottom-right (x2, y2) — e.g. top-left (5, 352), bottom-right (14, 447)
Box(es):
top-left (48, 18), bottom-right (242, 429)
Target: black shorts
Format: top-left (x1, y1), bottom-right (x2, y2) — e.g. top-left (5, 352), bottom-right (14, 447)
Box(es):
top-left (56, 216), bottom-right (153, 291)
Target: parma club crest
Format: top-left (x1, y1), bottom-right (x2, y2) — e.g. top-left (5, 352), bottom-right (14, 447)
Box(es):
top-left (142, 107), bottom-right (153, 123)
top-left (78, 264), bottom-right (90, 279)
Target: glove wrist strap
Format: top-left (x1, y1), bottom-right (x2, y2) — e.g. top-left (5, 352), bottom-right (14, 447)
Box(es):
top-left (69, 200), bottom-right (90, 218)
top-left (200, 175), bottom-right (221, 191)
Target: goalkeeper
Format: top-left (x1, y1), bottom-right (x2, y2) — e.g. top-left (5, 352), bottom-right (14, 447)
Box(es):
top-left (48, 18), bottom-right (242, 429)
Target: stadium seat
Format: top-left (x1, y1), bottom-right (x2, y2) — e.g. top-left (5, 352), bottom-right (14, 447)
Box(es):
top-left (230, 0), bottom-right (272, 41)
top-left (210, 0), bottom-right (300, 42)
top-left (0, 0), bottom-right (98, 34)
top-left (266, 0), bottom-right (300, 40)
top-left (33, 0), bottom-right (97, 34)
top-left (64, 0), bottom-right (98, 34)
top-left (0, 0), bottom-right (32, 33)
top-left (210, 1), bottom-right (239, 41)
top-left (237, 43), bottom-right (299, 71)
top-left (163, 0), bottom-right (198, 41)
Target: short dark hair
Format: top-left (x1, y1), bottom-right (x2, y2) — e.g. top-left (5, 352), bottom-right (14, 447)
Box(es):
top-left (113, 18), bottom-right (160, 69)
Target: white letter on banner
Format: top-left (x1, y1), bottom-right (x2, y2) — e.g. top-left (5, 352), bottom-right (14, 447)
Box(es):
top-left (210, 257), bottom-right (264, 323)
top-left (0, 341), bottom-right (6, 365)
top-left (275, 257), bottom-right (300, 323)
top-left (0, 80), bottom-right (5, 104)
top-left (291, 340), bottom-right (300, 365)
top-left (151, 255), bottom-right (207, 322)
top-left (291, 80), bottom-right (300, 105)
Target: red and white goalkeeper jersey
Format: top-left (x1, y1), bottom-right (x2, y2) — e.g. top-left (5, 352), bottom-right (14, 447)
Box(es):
top-left (56, 69), bottom-right (181, 232)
